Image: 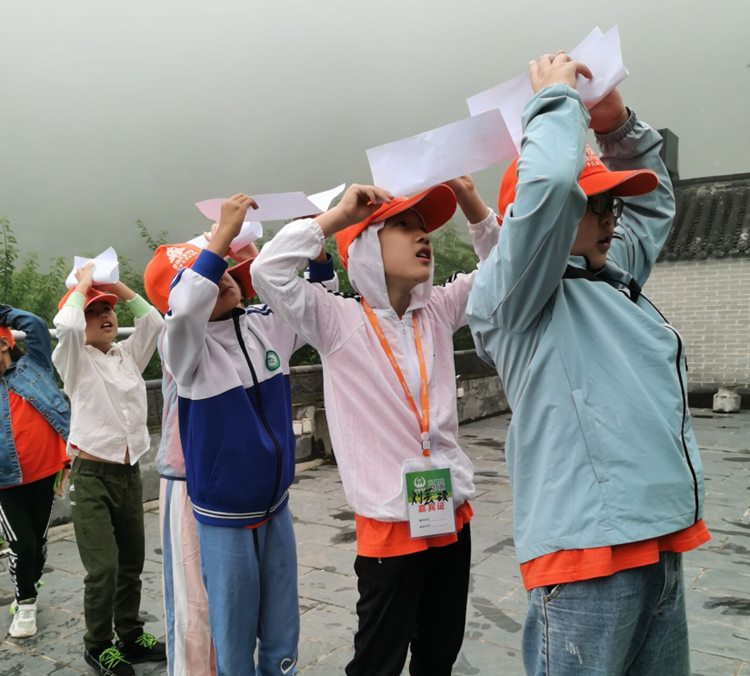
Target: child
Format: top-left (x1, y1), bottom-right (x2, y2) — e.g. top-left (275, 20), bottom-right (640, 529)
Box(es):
top-left (0, 305), bottom-right (70, 638)
top-left (251, 177), bottom-right (498, 676)
top-left (52, 266), bottom-right (167, 676)
top-left (160, 195), bottom-right (336, 676)
top-left (144, 241), bottom-right (218, 676)
top-left (466, 53), bottom-right (709, 674)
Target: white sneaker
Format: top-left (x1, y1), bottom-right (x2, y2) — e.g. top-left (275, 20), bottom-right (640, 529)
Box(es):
top-left (8, 600), bottom-right (37, 638)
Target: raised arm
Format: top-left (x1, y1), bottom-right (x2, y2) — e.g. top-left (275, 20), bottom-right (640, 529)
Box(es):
top-left (429, 176), bottom-right (499, 331)
top-left (252, 184), bottom-right (392, 355)
top-left (96, 281), bottom-right (164, 372)
top-left (468, 55), bottom-right (592, 334)
top-left (0, 304), bottom-right (53, 371)
top-left (51, 263), bottom-right (94, 391)
top-left (591, 90), bottom-right (675, 286)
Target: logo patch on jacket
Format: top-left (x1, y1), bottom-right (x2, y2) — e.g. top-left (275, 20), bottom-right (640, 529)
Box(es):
top-left (265, 350), bottom-right (281, 371)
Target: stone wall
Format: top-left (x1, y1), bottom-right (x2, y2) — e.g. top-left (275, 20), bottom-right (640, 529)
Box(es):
top-left (644, 258), bottom-right (750, 398)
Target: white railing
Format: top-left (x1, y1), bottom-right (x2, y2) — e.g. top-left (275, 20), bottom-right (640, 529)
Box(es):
top-left (11, 327), bottom-right (136, 340)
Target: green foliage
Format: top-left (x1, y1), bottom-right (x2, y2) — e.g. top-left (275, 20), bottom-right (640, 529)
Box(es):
top-left (136, 219), bottom-right (168, 253)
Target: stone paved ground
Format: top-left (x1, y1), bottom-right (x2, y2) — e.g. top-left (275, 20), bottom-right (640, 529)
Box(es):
top-left (0, 409), bottom-right (748, 675)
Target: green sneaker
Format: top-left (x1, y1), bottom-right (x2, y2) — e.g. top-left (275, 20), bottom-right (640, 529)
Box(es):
top-left (116, 631), bottom-right (167, 663)
top-left (84, 644), bottom-right (134, 676)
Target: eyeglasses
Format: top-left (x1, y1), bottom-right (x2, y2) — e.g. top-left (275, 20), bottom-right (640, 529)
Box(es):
top-left (588, 195), bottom-right (624, 219)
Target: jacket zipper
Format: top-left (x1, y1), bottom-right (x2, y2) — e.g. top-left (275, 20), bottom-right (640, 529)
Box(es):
top-left (642, 296), bottom-right (699, 523)
top-left (232, 314), bottom-right (284, 519)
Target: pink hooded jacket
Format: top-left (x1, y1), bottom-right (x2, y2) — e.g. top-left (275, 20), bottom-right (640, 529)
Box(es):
top-left (251, 210), bottom-right (499, 522)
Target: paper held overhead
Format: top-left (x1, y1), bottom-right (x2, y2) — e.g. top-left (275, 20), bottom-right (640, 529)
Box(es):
top-left (195, 192), bottom-right (322, 224)
top-left (466, 25), bottom-right (629, 151)
top-left (187, 220), bottom-right (263, 253)
top-left (65, 247), bottom-right (120, 289)
top-left (366, 109), bottom-right (515, 197)
top-left (307, 183), bottom-right (346, 212)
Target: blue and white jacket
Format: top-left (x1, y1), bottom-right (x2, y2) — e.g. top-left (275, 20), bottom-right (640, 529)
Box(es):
top-left (163, 249), bottom-right (334, 527)
top-left (467, 85), bottom-right (705, 563)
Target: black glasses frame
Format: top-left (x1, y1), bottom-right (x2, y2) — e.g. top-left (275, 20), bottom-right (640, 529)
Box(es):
top-left (588, 195), bottom-right (624, 219)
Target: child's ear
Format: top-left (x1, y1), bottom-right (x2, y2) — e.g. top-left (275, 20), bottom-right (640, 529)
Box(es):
top-left (0, 338), bottom-right (9, 353)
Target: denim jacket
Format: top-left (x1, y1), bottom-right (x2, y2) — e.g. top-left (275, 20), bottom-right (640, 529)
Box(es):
top-left (0, 305), bottom-right (70, 488)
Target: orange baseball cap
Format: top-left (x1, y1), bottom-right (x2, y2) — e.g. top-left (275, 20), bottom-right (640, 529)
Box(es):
top-left (0, 326), bottom-right (15, 348)
top-left (143, 243), bottom-right (203, 314)
top-left (335, 184), bottom-right (457, 269)
top-left (57, 287), bottom-right (119, 311)
top-left (143, 243), bottom-right (256, 314)
top-left (497, 145), bottom-right (658, 222)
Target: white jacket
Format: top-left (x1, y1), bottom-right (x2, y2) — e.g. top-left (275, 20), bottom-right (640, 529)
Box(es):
top-left (252, 211), bottom-right (499, 521)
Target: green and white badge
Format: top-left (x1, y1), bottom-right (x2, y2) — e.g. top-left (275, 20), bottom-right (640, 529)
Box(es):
top-left (405, 467), bottom-right (456, 538)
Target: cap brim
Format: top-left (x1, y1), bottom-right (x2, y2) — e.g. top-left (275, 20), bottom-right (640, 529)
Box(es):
top-left (228, 258), bottom-right (256, 301)
top-left (84, 292), bottom-right (119, 309)
top-left (580, 169), bottom-right (658, 198)
top-left (375, 184), bottom-right (457, 233)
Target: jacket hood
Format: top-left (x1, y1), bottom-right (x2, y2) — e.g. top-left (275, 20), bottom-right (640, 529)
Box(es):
top-left (347, 221), bottom-right (434, 313)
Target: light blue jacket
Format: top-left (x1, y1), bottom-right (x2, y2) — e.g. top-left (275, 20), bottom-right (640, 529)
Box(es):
top-left (0, 305), bottom-right (70, 488)
top-left (466, 85), bottom-right (704, 564)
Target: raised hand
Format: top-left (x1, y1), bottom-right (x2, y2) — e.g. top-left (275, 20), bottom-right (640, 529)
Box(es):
top-left (219, 194), bottom-right (258, 240)
top-left (445, 175), bottom-right (490, 224)
top-left (74, 262), bottom-right (96, 292)
top-left (529, 51), bottom-right (592, 93)
top-left (318, 184), bottom-right (394, 237)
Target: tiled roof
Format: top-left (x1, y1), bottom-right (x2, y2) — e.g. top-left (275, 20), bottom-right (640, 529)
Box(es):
top-left (658, 173), bottom-right (750, 261)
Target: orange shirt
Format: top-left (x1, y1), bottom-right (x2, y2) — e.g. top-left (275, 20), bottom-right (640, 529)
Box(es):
top-left (355, 501), bottom-right (474, 558)
top-left (520, 519), bottom-right (710, 590)
top-left (6, 391), bottom-right (68, 486)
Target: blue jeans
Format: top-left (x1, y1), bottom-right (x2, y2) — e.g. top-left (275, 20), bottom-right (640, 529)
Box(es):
top-left (197, 505), bottom-right (299, 676)
top-left (523, 552), bottom-right (690, 675)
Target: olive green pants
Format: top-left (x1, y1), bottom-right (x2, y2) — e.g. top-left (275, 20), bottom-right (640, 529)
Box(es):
top-left (69, 458), bottom-right (145, 651)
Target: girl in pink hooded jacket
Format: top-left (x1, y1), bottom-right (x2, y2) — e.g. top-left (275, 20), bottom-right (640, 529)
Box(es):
top-left (252, 178), bottom-right (498, 676)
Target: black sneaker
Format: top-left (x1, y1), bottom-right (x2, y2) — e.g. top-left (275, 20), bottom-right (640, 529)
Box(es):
top-left (84, 645), bottom-right (135, 676)
top-left (116, 631), bottom-right (167, 663)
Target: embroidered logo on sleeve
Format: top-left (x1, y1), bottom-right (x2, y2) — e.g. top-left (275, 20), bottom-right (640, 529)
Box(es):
top-left (265, 350), bottom-right (281, 371)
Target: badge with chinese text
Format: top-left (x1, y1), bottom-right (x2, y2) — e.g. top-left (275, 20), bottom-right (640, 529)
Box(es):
top-left (405, 467), bottom-right (456, 538)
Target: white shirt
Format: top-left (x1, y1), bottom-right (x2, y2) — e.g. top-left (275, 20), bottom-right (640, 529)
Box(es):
top-left (52, 294), bottom-right (164, 464)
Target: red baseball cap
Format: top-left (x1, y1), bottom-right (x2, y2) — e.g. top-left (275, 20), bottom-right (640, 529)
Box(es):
top-left (335, 184), bottom-right (457, 269)
top-left (497, 145), bottom-right (658, 222)
top-left (0, 326), bottom-right (15, 348)
top-left (57, 287), bottom-right (119, 312)
top-left (144, 243), bottom-right (256, 314)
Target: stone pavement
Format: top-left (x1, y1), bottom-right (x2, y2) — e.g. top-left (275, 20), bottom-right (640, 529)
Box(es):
top-left (0, 410), bottom-right (748, 675)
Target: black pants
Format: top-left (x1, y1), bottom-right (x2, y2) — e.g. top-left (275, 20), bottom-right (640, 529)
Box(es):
top-left (0, 473), bottom-right (57, 602)
top-left (346, 524), bottom-right (471, 676)
top-left (69, 458), bottom-right (145, 650)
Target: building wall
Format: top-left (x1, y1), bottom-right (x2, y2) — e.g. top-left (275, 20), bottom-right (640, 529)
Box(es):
top-left (644, 258), bottom-right (750, 391)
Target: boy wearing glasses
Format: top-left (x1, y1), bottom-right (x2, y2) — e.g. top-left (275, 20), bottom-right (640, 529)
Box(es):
top-left (467, 53), bottom-right (708, 675)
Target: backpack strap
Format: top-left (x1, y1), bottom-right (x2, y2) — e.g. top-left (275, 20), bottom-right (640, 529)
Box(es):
top-left (563, 265), bottom-right (641, 303)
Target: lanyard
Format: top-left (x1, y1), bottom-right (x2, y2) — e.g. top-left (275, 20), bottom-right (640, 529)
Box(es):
top-left (360, 298), bottom-right (431, 457)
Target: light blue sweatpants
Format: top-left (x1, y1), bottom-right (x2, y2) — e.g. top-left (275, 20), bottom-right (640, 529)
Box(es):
top-left (197, 505), bottom-right (299, 676)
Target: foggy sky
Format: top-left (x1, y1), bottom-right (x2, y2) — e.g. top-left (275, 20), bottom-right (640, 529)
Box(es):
top-left (1, 0), bottom-right (748, 267)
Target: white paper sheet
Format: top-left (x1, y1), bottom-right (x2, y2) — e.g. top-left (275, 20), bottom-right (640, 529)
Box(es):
top-left (466, 25), bottom-right (629, 151)
top-left (366, 109), bottom-right (515, 196)
top-left (65, 247), bottom-right (120, 289)
top-left (187, 220), bottom-right (263, 252)
top-left (307, 183), bottom-right (346, 212)
top-left (195, 192), bottom-right (321, 224)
